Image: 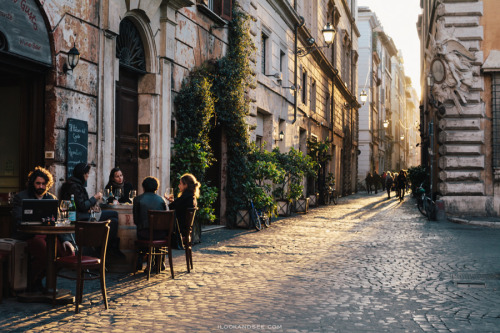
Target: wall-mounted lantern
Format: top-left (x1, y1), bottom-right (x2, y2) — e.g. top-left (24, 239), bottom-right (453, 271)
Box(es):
top-left (139, 134), bottom-right (150, 159)
top-left (63, 43), bottom-right (80, 73)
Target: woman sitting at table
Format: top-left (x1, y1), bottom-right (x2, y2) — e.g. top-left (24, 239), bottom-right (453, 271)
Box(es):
top-left (60, 163), bottom-right (124, 260)
top-left (105, 167), bottom-right (134, 204)
top-left (165, 173), bottom-right (199, 242)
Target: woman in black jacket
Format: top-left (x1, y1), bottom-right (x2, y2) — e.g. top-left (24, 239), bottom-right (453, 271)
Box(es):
top-left (105, 167), bottom-right (134, 204)
top-left (60, 163), bottom-right (124, 260)
top-left (166, 173), bottom-right (199, 240)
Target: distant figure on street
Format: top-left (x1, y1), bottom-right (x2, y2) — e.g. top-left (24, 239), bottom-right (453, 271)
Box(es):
top-left (372, 171), bottom-right (380, 194)
top-left (381, 172), bottom-right (387, 191)
top-left (365, 172), bottom-right (373, 194)
top-left (385, 171), bottom-right (394, 199)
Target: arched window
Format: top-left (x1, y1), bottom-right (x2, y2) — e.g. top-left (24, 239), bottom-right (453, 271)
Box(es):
top-left (116, 18), bottom-right (146, 72)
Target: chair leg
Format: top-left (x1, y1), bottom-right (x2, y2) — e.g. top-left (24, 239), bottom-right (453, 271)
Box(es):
top-left (100, 265), bottom-right (108, 310)
top-left (185, 246), bottom-right (190, 273)
top-left (147, 247), bottom-right (153, 281)
top-left (52, 267), bottom-right (57, 306)
top-left (189, 247), bottom-right (193, 270)
top-left (168, 249), bottom-right (174, 279)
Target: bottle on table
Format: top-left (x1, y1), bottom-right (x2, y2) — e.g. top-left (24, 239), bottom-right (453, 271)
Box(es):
top-left (68, 194), bottom-right (77, 224)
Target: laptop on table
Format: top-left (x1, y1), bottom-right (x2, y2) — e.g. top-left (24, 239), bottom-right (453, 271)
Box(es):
top-left (21, 199), bottom-right (59, 225)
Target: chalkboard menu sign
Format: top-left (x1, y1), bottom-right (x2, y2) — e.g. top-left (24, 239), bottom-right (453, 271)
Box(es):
top-left (67, 119), bottom-right (88, 179)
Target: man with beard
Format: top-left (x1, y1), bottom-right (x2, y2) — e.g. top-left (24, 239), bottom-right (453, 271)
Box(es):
top-left (11, 167), bottom-right (75, 291)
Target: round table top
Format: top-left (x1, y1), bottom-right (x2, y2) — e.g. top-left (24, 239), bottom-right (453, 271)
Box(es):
top-left (17, 224), bottom-right (75, 235)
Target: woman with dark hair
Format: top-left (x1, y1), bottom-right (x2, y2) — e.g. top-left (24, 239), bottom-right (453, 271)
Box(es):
top-left (165, 173), bottom-right (200, 239)
top-left (60, 163), bottom-right (124, 260)
top-left (105, 167), bottom-right (134, 204)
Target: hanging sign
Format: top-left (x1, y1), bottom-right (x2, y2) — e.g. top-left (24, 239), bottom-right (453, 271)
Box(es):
top-left (0, 0), bottom-right (51, 65)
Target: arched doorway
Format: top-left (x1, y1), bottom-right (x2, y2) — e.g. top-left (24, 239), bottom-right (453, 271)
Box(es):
top-left (115, 18), bottom-right (147, 189)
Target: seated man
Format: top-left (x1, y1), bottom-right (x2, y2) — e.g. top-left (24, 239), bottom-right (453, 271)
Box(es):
top-left (60, 163), bottom-right (124, 261)
top-left (12, 167), bottom-right (75, 291)
top-left (133, 177), bottom-right (167, 270)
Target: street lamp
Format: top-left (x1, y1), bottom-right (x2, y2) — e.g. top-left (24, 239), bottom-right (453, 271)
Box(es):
top-left (383, 120), bottom-right (389, 128)
top-left (360, 90), bottom-right (367, 104)
top-left (400, 134), bottom-right (405, 141)
top-left (296, 18), bottom-right (336, 57)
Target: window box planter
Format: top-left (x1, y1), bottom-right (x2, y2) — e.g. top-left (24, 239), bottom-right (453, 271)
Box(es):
top-left (308, 193), bottom-right (319, 207)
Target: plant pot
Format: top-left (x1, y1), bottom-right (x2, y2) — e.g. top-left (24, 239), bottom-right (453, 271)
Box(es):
top-left (235, 209), bottom-right (251, 229)
top-left (308, 194), bottom-right (318, 207)
top-left (295, 197), bottom-right (310, 213)
top-left (276, 200), bottom-right (291, 216)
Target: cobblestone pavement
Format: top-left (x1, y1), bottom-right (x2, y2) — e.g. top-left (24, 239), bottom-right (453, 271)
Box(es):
top-left (1, 192), bottom-right (500, 332)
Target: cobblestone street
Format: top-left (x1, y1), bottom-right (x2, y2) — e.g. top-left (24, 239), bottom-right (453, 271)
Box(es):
top-left (1, 192), bottom-right (500, 332)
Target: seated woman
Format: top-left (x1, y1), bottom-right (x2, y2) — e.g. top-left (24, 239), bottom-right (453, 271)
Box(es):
top-left (60, 163), bottom-right (124, 260)
top-left (165, 173), bottom-right (199, 240)
top-left (105, 167), bottom-right (134, 204)
top-left (132, 176), bottom-right (167, 240)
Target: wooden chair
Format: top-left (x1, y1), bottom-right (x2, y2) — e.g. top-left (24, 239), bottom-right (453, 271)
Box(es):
top-left (182, 208), bottom-right (198, 273)
top-left (134, 210), bottom-right (175, 280)
top-left (53, 221), bottom-right (110, 314)
top-left (0, 250), bottom-right (9, 303)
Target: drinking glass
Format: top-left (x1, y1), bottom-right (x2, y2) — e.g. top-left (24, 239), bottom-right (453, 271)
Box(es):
top-left (114, 188), bottom-right (122, 202)
top-left (165, 188), bottom-right (174, 201)
top-left (129, 190), bottom-right (137, 202)
top-left (103, 189), bottom-right (111, 203)
top-left (59, 200), bottom-right (70, 225)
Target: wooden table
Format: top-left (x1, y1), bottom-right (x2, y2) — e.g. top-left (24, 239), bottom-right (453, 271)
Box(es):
top-left (17, 224), bottom-right (75, 303)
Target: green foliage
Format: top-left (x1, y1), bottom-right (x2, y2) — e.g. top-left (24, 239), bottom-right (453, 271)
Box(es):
top-left (307, 139), bottom-right (331, 165)
top-left (212, 6), bottom-right (256, 221)
top-left (272, 147), bottom-right (318, 201)
top-left (407, 165), bottom-right (428, 195)
top-left (172, 66), bottom-right (218, 224)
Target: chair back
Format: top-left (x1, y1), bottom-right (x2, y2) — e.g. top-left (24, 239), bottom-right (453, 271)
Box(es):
top-left (185, 208), bottom-right (198, 234)
top-left (147, 210), bottom-right (175, 242)
top-left (75, 220), bottom-right (110, 259)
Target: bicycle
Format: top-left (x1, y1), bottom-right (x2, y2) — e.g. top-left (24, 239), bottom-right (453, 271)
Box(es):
top-left (328, 186), bottom-right (338, 205)
top-left (250, 200), bottom-right (270, 231)
top-left (416, 184), bottom-right (436, 220)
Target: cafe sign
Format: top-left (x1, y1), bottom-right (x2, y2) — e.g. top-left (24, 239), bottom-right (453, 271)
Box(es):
top-left (0, 0), bottom-right (51, 65)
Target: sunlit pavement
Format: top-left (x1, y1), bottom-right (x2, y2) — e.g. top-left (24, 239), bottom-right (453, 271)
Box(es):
top-left (1, 192), bottom-right (500, 332)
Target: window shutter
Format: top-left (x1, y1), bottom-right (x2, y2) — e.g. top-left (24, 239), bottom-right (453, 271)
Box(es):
top-left (213, 0), bottom-right (222, 16)
top-left (221, 0), bottom-right (232, 20)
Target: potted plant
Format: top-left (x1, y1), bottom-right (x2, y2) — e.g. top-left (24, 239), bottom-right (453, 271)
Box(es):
top-left (307, 139), bottom-right (332, 205)
top-left (272, 147), bottom-right (317, 215)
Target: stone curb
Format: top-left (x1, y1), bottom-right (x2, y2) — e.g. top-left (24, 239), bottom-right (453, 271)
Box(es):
top-left (447, 216), bottom-right (500, 228)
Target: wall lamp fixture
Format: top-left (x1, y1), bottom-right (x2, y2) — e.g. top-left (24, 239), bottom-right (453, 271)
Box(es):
top-left (275, 130), bottom-right (284, 143)
top-left (266, 72), bottom-right (283, 84)
top-left (383, 120), bottom-right (389, 128)
top-left (295, 19), bottom-right (336, 57)
top-left (63, 43), bottom-right (80, 73)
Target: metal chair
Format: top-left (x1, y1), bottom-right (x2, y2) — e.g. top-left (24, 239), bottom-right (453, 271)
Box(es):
top-left (182, 208), bottom-right (198, 273)
top-left (134, 210), bottom-right (175, 280)
top-left (53, 220), bottom-right (110, 314)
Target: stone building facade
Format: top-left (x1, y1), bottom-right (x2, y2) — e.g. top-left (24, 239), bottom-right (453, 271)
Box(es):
top-left (0, 0), bottom-right (360, 225)
top-left (418, 0), bottom-right (500, 216)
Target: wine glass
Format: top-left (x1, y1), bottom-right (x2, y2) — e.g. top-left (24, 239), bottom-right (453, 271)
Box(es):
top-left (164, 188), bottom-right (174, 201)
top-left (103, 189), bottom-right (111, 203)
top-left (59, 200), bottom-right (70, 225)
top-left (114, 188), bottom-right (122, 203)
top-left (129, 190), bottom-right (137, 202)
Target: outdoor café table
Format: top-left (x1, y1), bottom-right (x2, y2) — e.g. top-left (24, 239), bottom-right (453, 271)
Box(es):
top-left (16, 224), bottom-right (75, 303)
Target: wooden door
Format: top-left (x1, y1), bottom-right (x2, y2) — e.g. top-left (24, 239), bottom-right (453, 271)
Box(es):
top-left (115, 68), bottom-right (138, 188)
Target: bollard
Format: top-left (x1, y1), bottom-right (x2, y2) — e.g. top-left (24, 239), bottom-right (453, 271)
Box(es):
top-left (435, 200), bottom-right (446, 221)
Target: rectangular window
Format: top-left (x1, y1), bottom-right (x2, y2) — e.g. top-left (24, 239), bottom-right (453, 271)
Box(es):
top-left (493, 74), bottom-right (500, 167)
top-left (261, 33), bottom-right (268, 74)
top-left (210, 0), bottom-right (232, 21)
top-left (310, 79), bottom-right (316, 112)
top-left (280, 50), bottom-right (285, 72)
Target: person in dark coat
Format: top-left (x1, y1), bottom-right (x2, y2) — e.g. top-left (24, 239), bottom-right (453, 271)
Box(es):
top-left (105, 167), bottom-right (134, 204)
top-left (60, 163), bottom-right (124, 259)
top-left (385, 171), bottom-right (394, 199)
top-left (365, 172), bottom-right (373, 194)
top-left (372, 171), bottom-right (380, 194)
top-left (166, 173), bottom-right (199, 240)
top-left (12, 166), bottom-right (75, 290)
top-left (133, 177), bottom-right (167, 240)
top-left (381, 172), bottom-right (387, 191)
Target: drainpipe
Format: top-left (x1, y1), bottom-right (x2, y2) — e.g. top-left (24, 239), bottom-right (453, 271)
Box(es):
top-left (292, 22), bottom-right (300, 124)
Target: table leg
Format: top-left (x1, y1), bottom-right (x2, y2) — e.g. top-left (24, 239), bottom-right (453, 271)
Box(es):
top-left (45, 234), bottom-right (56, 291)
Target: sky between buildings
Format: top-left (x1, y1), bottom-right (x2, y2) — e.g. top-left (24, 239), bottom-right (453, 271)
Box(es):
top-left (357, 0), bottom-right (422, 99)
